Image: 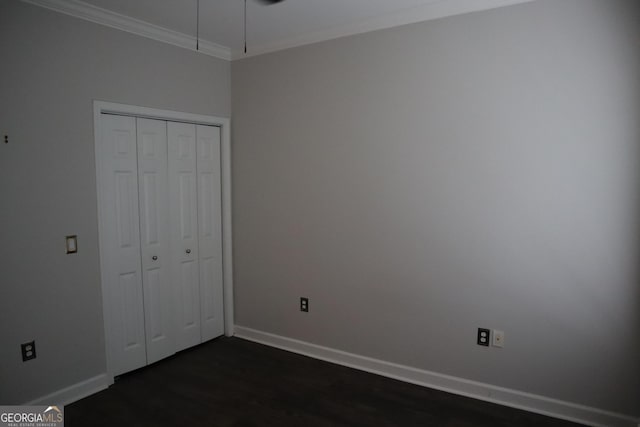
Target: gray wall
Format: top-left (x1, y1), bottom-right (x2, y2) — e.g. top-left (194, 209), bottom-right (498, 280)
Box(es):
top-left (232, 0), bottom-right (639, 416)
top-left (0, 1), bottom-right (230, 403)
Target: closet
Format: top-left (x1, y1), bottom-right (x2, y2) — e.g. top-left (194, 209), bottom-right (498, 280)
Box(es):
top-left (98, 114), bottom-right (224, 376)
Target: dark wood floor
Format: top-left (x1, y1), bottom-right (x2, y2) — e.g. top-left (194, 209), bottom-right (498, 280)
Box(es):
top-left (67, 337), bottom-right (582, 426)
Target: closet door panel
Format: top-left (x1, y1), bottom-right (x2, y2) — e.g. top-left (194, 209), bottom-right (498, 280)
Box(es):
top-left (168, 122), bottom-right (201, 351)
top-left (196, 125), bottom-right (225, 341)
top-left (99, 114), bottom-right (147, 376)
top-left (179, 260), bottom-right (199, 326)
top-left (137, 118), bottom-right (174, 364)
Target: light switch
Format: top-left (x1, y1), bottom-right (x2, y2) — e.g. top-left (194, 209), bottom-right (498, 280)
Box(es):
top-left (65, 235), bottom-right (78, 254)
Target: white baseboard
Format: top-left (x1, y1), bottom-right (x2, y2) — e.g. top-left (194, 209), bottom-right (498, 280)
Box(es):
top-left (235, 326), bottom-right (639, 427)
top-left (25, 374), bottom-right (109, 406)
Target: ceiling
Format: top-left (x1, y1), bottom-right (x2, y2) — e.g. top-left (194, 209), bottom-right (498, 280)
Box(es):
top-left (25, 0), bottom-right (535, 59)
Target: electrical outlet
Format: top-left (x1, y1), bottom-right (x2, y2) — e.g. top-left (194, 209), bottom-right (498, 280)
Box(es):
top-left (477, 328), bottom-right (490, 346)
top-left (300, 297), bottom-right (309, 312)
top-left (21, 341), bottom-right (36, 361)
top-left (492, 330), bottom-right (504, 348)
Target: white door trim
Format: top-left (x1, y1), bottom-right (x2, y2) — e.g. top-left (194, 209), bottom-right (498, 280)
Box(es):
top-left (93, 100), bottom-right (234, 384)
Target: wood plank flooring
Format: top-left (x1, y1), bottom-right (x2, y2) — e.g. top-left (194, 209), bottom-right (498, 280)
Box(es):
top-left (67, 337), bottom-right (583, 426)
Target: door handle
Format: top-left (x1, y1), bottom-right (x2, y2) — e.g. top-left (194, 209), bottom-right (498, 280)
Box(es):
top-left (186, 249), bottom-right (191, 254)
top-left (152, 255), bottom-right (158, 261)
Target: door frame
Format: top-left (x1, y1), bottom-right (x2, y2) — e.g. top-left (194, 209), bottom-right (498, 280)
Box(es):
top-left (93, 100), bottom-right (234, 384)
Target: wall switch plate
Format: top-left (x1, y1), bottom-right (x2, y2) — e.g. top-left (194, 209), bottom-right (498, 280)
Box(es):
top-left (21, 341), bottom-right (36, 361)
top-left (65, 235), bottom-right (78, 254)
top-left (477, 328), bottom-right (490, 346)
top-left (300, 297), bottom-right (309, 312)
top-left (492, 330), bottom-right (505, 348)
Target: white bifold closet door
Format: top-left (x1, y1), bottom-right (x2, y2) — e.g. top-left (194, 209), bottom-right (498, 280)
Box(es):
top-left (168, 122), bottom-right (224, 352)
top-left (99, 114), bottom-right (147, 376)
top-left (167, 122), bottom-right (200, 351)
top-left (136, 118), bottom-right (174, 365)
top-left (195, 125), bottom-right (224, 342)
top-left (100, 114), bottom-right (224, 377)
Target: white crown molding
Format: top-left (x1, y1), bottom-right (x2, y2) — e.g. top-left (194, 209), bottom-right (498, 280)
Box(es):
top-left (23, 0), bottom-right (536, 62)
top-left (232, 0), bottom-right (536, 59)
top-left (235, 326), bottom-right (640, 427)
top-left (20, 0), bottom-right (231, 61)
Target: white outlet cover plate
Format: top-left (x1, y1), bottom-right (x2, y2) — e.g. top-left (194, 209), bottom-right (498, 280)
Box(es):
top-left (492, 330), bottom-right (504, 348)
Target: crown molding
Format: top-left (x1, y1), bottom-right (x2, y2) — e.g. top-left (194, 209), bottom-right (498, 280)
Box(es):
top-left (232, 0), bottom-right (536, 59)
top-left (22, 0), bottom-right (535, 62)
top-left (21, 0), bottom-right (231, 61)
